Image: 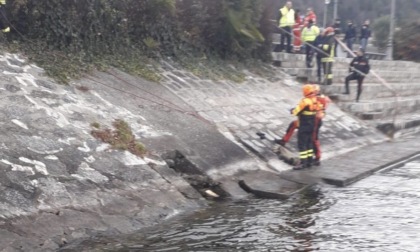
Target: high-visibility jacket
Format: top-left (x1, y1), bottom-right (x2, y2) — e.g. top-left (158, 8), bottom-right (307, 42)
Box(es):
top-left (292, 96), bottom-right (318, 132)
top-left (0, 0), bottom-right (5, 5)
top-left (279, 6), bottom-right (295, 27)
top-left (302, 25), bottom-right (320, 42)
top-left (320, 35), bottom-right (335, 62)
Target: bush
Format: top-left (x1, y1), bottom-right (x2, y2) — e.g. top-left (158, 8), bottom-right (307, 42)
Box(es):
top-left (5, 0), bottom-right (271, 83)
top-left (394, 21), bottom-right (420, 61)
top-left (372, 15), bottom-right (390, 51)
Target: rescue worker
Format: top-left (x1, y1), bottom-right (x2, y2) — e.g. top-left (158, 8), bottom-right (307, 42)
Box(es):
top-left (343, 48), bottom-right (370, 102)
top-left (276, 84), bottom-right (330, 165)
top-left (313, 30), bottom-right (325, 84)
top-left (312, 84), bottom-right (331, 166)
top-left (301, 19), bottom-right (320, 68)
top-left (0, 0), bottom-right (9, 33)
top-left (278, 1), bottom-right (295, 53)
top-left (292, 9), bottom-right (303, 53)
top-left (291, 84), bottom-right (318, 170)
top-left (319, 27), bottom-right (335, 85)
top-left (275, 119), bottom-right (298, 147)
top-left (303, 7), bottom-right (317, 27)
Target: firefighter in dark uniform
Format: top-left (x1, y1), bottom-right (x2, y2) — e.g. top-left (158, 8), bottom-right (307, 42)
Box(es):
top-left (319, 27), bottom-right (335, 85)
top-left (343, 48), bottom-right (370, 102)
top-left (0, 0), bottom-right (10, 33)
top-left (291, 84), bottom-right (318, 170)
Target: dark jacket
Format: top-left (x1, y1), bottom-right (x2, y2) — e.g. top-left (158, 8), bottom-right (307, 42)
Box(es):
top-left (333, 22), bottom-right (341, 35)
top-left (314, 34), bottom-right (324, 58)
top-left (344, 25), bottom-right (356, 40)
top-left (360, 25), bottom-right (371, 39)
top-left (350, 55), bottom-right (370, 75)
top-left (320, 35), bottom-right (335, 61)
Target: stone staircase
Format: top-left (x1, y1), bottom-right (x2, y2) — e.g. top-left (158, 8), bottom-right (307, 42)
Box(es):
top-left (276, 52), bottom-right (420, 137)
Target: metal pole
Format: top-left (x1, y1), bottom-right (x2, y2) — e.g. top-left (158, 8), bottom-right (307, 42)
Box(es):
top-left (333, 0), bottom-right (338, 21)
top-left (386, 0), bottom-right (396, 60)
top-left (323, 3), bottom-right (328, 28)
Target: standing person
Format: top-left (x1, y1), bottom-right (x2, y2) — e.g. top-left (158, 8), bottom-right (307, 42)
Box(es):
top-left (319, 27), bottom-right (335, 85)
top-left (278, 1), bottom-right (295, 53)
top-left (342, 48), bottom-right (370, 102)
top-left (344, 20), bottom-right (356, 54)
top-left (303, 7), bottom-right (317, 27)
top-left (312, 84), bottom-right (331, 166)
top-left (360, 20), bottom-right (371, 51)
top-left (292, 9), bottom-right (303, 53)
top-left (333, 19), bottom-right (341, 57)
top-left (0, 0), bottom-right (10, 33)
top-left (301, 19), bottom-right (320, 67)
top-left (291, 84), bottom-right (318, 170)
top-left (313, 30), bottom-right (325, 84)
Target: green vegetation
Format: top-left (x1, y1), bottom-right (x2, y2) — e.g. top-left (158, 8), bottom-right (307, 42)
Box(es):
top-left (91, 119), bottom-right (147, 157)
top-left (372, 16), bottom-right (390, 52)
top-left (394, 21), bottom-right (420, 62)
top-left (6, 0), bottom-right (273, 84)
top-left (90, 122), bottom-right (101, 129)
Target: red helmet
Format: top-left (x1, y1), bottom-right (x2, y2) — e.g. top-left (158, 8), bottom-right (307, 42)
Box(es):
top-left (324, 27), bottom-right (334, 36)
top-left (302, 84), bottom-right (315, 97)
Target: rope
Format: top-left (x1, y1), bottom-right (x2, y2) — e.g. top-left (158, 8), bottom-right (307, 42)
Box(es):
top-left (83, 74), bottom-right (213, 125)
top-left (273, 23), bottom-right (400, 136)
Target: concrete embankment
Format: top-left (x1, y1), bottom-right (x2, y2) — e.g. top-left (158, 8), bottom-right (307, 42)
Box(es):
top-left (0, 51), bottom-right (417, 251)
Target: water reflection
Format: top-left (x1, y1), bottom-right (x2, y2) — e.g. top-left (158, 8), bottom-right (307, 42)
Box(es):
top-left (63, 160), bottom-right (420, 252)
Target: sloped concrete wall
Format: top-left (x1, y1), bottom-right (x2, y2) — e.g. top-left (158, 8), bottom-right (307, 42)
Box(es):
top-left (0, 52), bottom-right (390, 250)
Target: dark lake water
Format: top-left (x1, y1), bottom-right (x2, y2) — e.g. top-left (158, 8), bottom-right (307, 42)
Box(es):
top-left (64, 157), bottom-right (420, 251)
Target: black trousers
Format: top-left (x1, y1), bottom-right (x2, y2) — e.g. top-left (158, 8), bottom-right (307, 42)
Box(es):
top-left (345, 72), bottom-right (365, 101)
top-left (316, 56), bottom-right (322, 82)
top-left (305, 41), bottom-right (314, 66)
top-left (280, 26), bottom-right (292, 53)
top-left (322, 61), bottom-right (333, 85)
top-left (297, 117), bottom-right (315, 165)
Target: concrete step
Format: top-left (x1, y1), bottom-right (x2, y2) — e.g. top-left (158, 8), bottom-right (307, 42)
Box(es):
top-left (282, 68), bottom-right (420, 83)
top-left (274, 52), bottom-right (420, 71)
top-left (321, 83), bottom-right (420, 100)
top-left (337, 95), bottom-right (420, 119)
top-left (374, 113), bottom-right (420, 137)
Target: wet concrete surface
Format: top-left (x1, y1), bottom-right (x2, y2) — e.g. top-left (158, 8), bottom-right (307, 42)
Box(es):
top-left (62, 156), bottom-right (420, 251)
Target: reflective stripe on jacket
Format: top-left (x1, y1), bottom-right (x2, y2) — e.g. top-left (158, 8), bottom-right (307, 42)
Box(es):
top-left (320, 35), bottom-right (335, 62)
top-left (0, 0), bottom-right (5, 5)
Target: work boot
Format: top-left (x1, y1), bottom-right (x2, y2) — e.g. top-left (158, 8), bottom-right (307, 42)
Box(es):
top-left (306, 157), bottom-right (313, 168)
top-left (274, 139), bottom-right (286, 146)
top-left (313, 159), bottom-right (321, 166)
top-left (293, 163), bottom-right (305, 170)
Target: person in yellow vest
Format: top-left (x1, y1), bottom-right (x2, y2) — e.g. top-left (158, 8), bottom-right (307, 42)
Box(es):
top-left (301, 19), bottom-right (320, 68)
top-left (0, 0), bottom-right (10, 33)
top-left (318, 27), bottom-right (335, 85)
top-left (278, 1), bottom-right (295, 53)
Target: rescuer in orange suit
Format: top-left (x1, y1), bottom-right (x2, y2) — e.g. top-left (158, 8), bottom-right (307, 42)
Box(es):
top-left (290, 84), bottom-right (318, 170)
top-left (276, 84), bottom-right (330, 167)
top-left (312, 84), bottom-right (331, 166)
